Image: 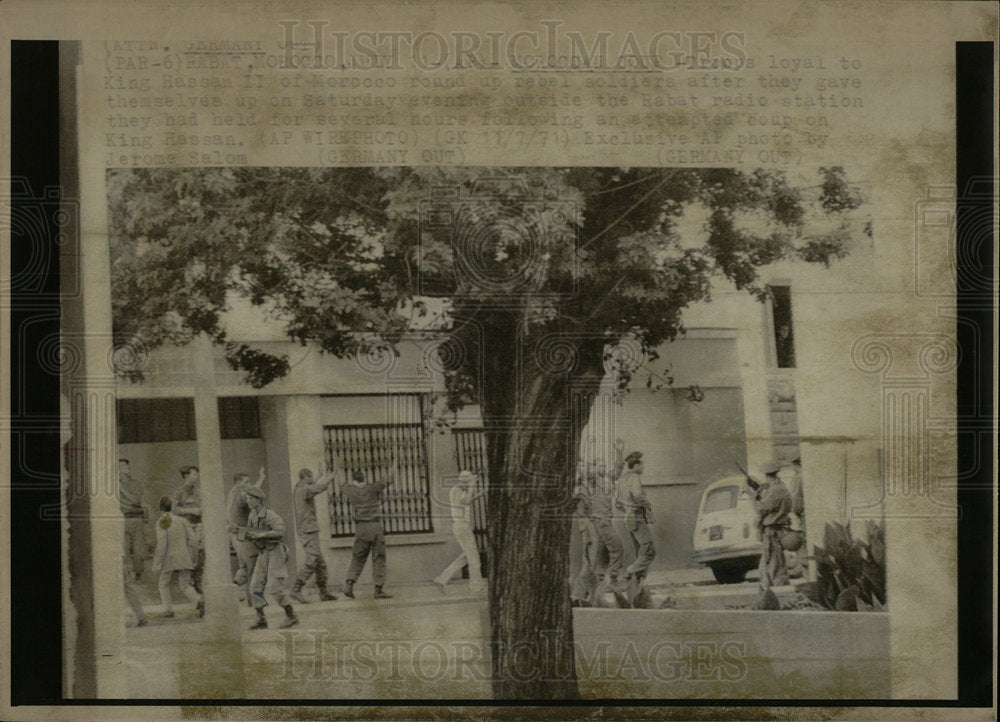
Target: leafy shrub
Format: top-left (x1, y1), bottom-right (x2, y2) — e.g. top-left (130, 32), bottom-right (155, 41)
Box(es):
top-left (801, 520), bottom-right (886, 611)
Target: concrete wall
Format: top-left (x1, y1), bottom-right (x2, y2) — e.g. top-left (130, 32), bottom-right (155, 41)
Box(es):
top-left (573, 608), bottom-right (891, 699)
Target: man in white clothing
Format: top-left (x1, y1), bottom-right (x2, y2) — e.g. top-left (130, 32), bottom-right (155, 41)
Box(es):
top-left (434, 470), bottom-right (486, 593)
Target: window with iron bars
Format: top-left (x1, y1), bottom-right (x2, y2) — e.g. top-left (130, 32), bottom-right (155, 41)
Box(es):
top-left (324, 424), bottom-right (434, 537)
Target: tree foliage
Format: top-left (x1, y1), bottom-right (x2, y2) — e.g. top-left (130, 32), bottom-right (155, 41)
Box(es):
top-left (110, 165), bottom-right (864, 392)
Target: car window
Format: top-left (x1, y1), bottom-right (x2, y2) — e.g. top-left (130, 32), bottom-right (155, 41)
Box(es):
top-left (703, 486), bottom-right (739, 513)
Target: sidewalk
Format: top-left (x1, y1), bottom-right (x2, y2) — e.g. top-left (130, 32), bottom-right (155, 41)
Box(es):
top-left (129, 578), bottom-right (490, 623)
top-left (129, 569), bottom-right (806, 623)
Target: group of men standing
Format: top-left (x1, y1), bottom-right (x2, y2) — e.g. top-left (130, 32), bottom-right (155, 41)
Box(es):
top-left (571, 449), bottom-right (657, 608)
top-left (119, 455), bottom-right (403, 629)
top-left (569, 450), bottom-right (808, 608)
top-left (227, 458), bottom-right (401, 629)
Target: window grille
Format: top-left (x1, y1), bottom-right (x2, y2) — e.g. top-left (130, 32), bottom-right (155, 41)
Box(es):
top-left (324, 424), bottom-right (433, 537)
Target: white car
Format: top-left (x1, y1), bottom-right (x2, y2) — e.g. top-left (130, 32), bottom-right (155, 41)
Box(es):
top-left (691, 475), bottom-right (762, 583)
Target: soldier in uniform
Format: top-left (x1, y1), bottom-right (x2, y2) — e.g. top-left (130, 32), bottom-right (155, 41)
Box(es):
top-left (226, 467), bottom-right (265, 605)
top-left (290, 462), bottom-right (338, 603)
top-left (589, 460), bottom-right (626, 599)
top-left (570, 461), bottom-right (597, 606)
top-left (615, 450), bottom-right (656, 598)
top-left (118, 459), bottom-right (148, 582)
top-left (173, 465), bottom-right (204, 593)
top-left (756, 460), bottom-right (793, 593)
top-left (244, 485), bottom-right (298, 629)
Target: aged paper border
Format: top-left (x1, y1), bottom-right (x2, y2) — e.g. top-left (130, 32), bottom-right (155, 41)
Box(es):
top-left (2, 0), bottom-right (997, 719)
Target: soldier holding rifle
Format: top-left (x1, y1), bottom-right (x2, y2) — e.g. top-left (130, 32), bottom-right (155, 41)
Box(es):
top-left (244, 485), bottom-right (299, 629)
top-left (754, 460), bottom-right (793, 592)
top-left (735, 457), bottom-right (793, 596)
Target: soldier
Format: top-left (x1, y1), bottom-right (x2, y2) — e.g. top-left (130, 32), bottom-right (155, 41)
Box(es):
top-left (173, 465), bottom-right (204, 592)
top-left (342, 469), bottom-right (394, 600)
top-left (615, 450), bottom-right (656, 597)
top-left (118, 459), bottom-right (147, 582)
top-left (570, 461), bottom-right (597, 606)
top-left (244, 485), bottom-right (298, 629)
top-left (589, 459), bottom-right (626, 599)
top-left (756, 460), bottom-right (793, 593)
top-left (226, 467), bottom-right (265, 605)
top-left (433, 469), bottom-right (487, 594)
top-left (290, 461), bottom-right (339, 603)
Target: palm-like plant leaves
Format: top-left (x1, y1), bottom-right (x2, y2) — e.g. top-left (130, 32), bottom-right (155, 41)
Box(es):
top-left (805, 521), bottom-right (887, 611)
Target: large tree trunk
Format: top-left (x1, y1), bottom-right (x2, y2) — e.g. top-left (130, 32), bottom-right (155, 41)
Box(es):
top-left (479, 317), bottom-right (603, 699)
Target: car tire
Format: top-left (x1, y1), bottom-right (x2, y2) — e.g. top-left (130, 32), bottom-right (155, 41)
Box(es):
top-left (711, 564), bottom-right (748, 584)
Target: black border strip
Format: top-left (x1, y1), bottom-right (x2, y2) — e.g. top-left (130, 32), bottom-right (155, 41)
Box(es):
top-left (9, 39), bottom-right (64, 706)
top-left (955, 40), bottom-right (995, 710)
top-left (2, 698), bottom-right (990, 707)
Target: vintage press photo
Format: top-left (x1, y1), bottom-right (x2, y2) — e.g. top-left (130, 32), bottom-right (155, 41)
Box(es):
top-left (1, 0), bottom-right (996, 719)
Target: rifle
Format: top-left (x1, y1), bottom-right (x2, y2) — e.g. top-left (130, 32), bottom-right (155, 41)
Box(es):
top-left (731, 456), bottom-right (761, 495)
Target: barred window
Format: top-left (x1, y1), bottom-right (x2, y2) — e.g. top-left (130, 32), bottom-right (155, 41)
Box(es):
top-left (325, 424), bottom-right (433, 537)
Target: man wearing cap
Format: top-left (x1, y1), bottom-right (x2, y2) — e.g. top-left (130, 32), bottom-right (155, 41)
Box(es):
top-left (244, 485), bottom-right (298, 629)
top-left (433, 470), bottom-right (486, 594)
top-left (173, 465), bottom-right (204, 592)
top-left (756, 460), bottom-right (793, 593)
top-left (226, 467), bottom-right (265, 605)
top-left (290, 461), bottom-right (338, 604)
top-left (616, 451), bottom-right (656, 591)
top-left (342, 469), bottom-right (394, 600)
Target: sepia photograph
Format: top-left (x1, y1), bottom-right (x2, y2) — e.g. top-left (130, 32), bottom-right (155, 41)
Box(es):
top-left (1, 1), bottom-right (995, 719)
top-left (101, 164), bottom-right (878, 700)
